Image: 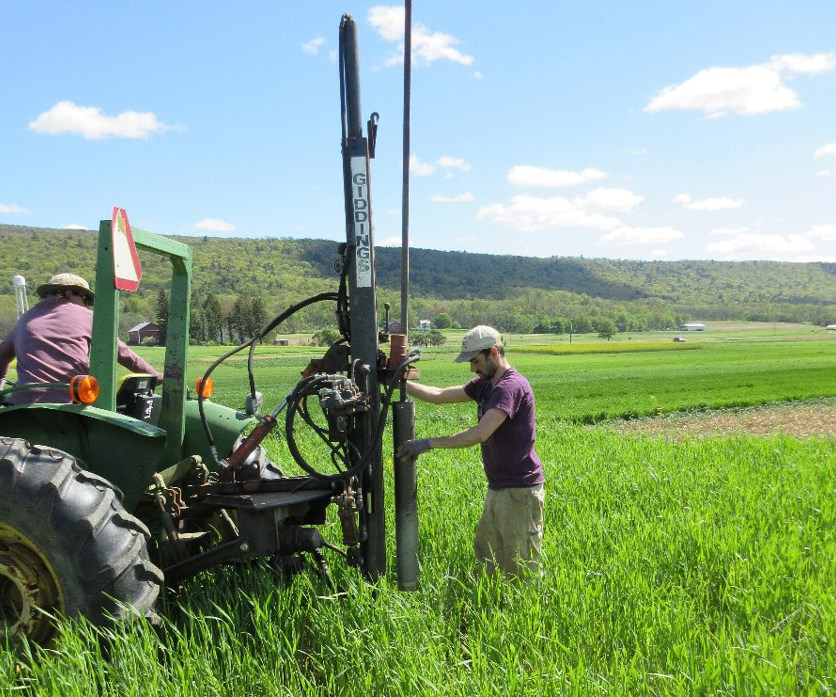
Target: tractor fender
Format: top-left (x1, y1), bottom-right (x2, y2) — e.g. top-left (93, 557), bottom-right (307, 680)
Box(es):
top-left (0, 404), bottom-right (165, 511)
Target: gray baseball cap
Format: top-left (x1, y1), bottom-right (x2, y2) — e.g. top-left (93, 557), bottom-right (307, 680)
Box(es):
top-left (454, 325), bottom-right (502, 362)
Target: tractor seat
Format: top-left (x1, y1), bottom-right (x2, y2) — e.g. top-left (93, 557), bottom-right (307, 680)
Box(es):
top-left (116, 373), bottom-right (161, 425)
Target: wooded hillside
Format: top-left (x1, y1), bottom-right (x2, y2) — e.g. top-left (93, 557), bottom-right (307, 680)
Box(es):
top-left (1, 223), bottom-right (834, 337)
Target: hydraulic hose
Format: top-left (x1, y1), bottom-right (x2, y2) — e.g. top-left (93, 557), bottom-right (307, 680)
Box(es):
top-left (284, 350), bottom-right (421, 482)
top-left (197, 292), bottom-right (339, 464)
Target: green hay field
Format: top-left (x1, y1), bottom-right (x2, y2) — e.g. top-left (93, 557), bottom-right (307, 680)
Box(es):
top-left (2, 330), bottom-right (834, 695)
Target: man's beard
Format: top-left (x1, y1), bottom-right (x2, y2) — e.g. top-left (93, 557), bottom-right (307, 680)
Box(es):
top-left (477, 359), bottom-right (497, 380)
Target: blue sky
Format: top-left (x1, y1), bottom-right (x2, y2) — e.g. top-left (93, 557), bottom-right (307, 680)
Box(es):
top-left (1, 1), bottom-right (834, 262)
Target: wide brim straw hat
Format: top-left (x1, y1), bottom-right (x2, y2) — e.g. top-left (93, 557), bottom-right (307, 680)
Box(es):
top-left (36, 273), bottom-right (95, 304)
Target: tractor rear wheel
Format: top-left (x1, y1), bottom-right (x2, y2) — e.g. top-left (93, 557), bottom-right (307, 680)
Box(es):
top-left (0, 437), bottom-right (163, 643)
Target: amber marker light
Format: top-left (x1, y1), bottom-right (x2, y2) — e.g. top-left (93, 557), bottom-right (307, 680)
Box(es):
top-left (196, 377), bottom-right (214, 399)
top-left (70, 375), bottom-right (100, 404)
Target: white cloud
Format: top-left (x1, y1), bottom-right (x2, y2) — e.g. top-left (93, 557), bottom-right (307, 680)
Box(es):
top-left (794, 255), bottom-right (836, 263)
top-left (477, 195), bottom-right (621, 233)
top-left (301, 37), bottom-right (326, 55)
top-left (409, 155), bottom-right (434, 176)
top-left (814, 143), bottom-right (836, 157)
top-left (599, 226), bottom-right (684, 246)
top-left (704, 224), bottom-right (836, 259)
top-left (64, 224), bottom-right (88, 230)
top-left (0, 203), bottom-right (26, 214)
top-left (413, 27), bottom-right (474, 66)
top-left (674, 194), bottom-right (744, 211)
top-left (507, 165), bottom-right (607, 189)
top-left (768, 52), bottom-right (835, 75)
top-left (478, 183), bottom-right (641, 232)
top-left (194, 218), bottom-right (236, 233)
top-left (429, 192), bottom-right (474, 203)
top-left (579, 187), bottom-right (643, 212)
top-left (620, 148), bottom-right (648, 156)
top-left (651, 249), bottom-right (669, 258)
top-left (646, 53), bottom-right (834, 119)
top-left (804, 224), bottom-right (836, 241)
top-left (815, 169), bottom-right (832, 178)
top-left (436, 156), bottom-right (471, 172)
top-left (368, 5), bottom-right (474, 66)
top-left (706, 232), bottom-right (815, 256)
top-left (29, 101), bottom-right (169, 139)
top-left (368, 6), bottom-right (403, 40)
top-left (646, 65), bottom-right (799, 117)
top-left (710, 226), bottom-right (748, 237)
top-left (376, 236), bottom-right (403, 247)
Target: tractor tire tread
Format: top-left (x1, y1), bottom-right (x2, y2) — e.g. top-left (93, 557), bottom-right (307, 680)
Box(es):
top-left (0, 438), bottom-right (163, 636)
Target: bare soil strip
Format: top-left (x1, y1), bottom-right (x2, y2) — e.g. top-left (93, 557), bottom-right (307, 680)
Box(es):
top-left (603, 400), bottom-right (836, 440)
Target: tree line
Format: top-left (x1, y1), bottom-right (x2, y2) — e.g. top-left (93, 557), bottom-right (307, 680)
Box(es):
top-left (2, 224), bottom-right (835, 340)
top-left (151, 291), bottom-right (267, 345)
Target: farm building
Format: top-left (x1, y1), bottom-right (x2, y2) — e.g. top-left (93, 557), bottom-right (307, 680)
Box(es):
top-left (127, 321), bottom-right (161, 344)
top-left (681, 323), bottom-right (706, 331)
top-left (417, 319), bottom-right (432, 331)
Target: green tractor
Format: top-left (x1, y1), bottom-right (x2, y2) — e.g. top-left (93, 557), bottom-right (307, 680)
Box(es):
top-left (0, 15), bottom-right (420, 644)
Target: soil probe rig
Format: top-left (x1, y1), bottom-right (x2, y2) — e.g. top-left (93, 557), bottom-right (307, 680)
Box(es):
top-left (0, 15), bottom-right (420, 644)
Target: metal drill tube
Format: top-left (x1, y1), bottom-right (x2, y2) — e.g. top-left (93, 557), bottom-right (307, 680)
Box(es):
top-left (393, 400), bottom-right (418, 590)
top-left (400, 0), bottom-right (412, 336)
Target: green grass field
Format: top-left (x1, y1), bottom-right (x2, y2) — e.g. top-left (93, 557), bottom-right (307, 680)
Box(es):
top-left (2, 329), bottom-right (834, 695)
top-left (167, 330), bottom-right (836, 426)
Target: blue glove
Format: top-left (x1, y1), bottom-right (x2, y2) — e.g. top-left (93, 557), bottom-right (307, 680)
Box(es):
top-left (396, 438), bottom-right (432, 460)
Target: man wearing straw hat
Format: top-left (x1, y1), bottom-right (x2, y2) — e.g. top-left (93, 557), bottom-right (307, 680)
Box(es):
top-left (0, 273), bottom-right (161, 404)
top-left (397, 325), bottom-right (545, 580)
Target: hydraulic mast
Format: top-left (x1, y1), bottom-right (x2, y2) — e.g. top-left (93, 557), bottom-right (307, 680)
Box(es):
top-left (339, 14), bottom-right (385, 579)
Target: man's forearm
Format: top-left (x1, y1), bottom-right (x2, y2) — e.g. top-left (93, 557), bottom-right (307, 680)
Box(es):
top-left (426, 407), bottom-right (507, 451)
top-left (406, 380), bottom-right (444, 403)
top-left (406, 380), bottom-right (469, 404)
top-left (428, 427), bottom-right (484, 450)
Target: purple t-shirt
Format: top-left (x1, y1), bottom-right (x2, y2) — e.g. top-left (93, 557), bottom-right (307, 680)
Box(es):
top-left (463, 367), bottom-right (545, 490)
top-left (0, 297), bottom-right (161, 404)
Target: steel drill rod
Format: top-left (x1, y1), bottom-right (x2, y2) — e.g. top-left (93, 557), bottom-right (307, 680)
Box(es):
top-left (393, 399), bottom-right (418, 590)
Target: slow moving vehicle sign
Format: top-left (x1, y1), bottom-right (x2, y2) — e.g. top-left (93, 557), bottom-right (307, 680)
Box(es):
top-left (111, 207), bottom-right (142, 292)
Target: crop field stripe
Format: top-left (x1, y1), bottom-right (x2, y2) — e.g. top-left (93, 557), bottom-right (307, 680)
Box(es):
top-left (515, 342), bottom-right (702, 355)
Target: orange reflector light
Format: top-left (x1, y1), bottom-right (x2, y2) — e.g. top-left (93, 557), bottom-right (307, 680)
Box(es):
top-left (196, 377), bottom-right (214, 399)
top-left (69, 375), bottom-right (100, 405)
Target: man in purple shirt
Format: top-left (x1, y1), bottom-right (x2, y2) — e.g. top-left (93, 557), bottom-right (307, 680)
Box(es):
top-left (397, 325), bottom-right (545, 579)
top-left (0, 273), bottom-right (162, 405)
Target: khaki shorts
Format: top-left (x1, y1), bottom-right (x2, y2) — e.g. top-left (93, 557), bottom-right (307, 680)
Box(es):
top-left (473, 483), bottom-right (545, 579)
